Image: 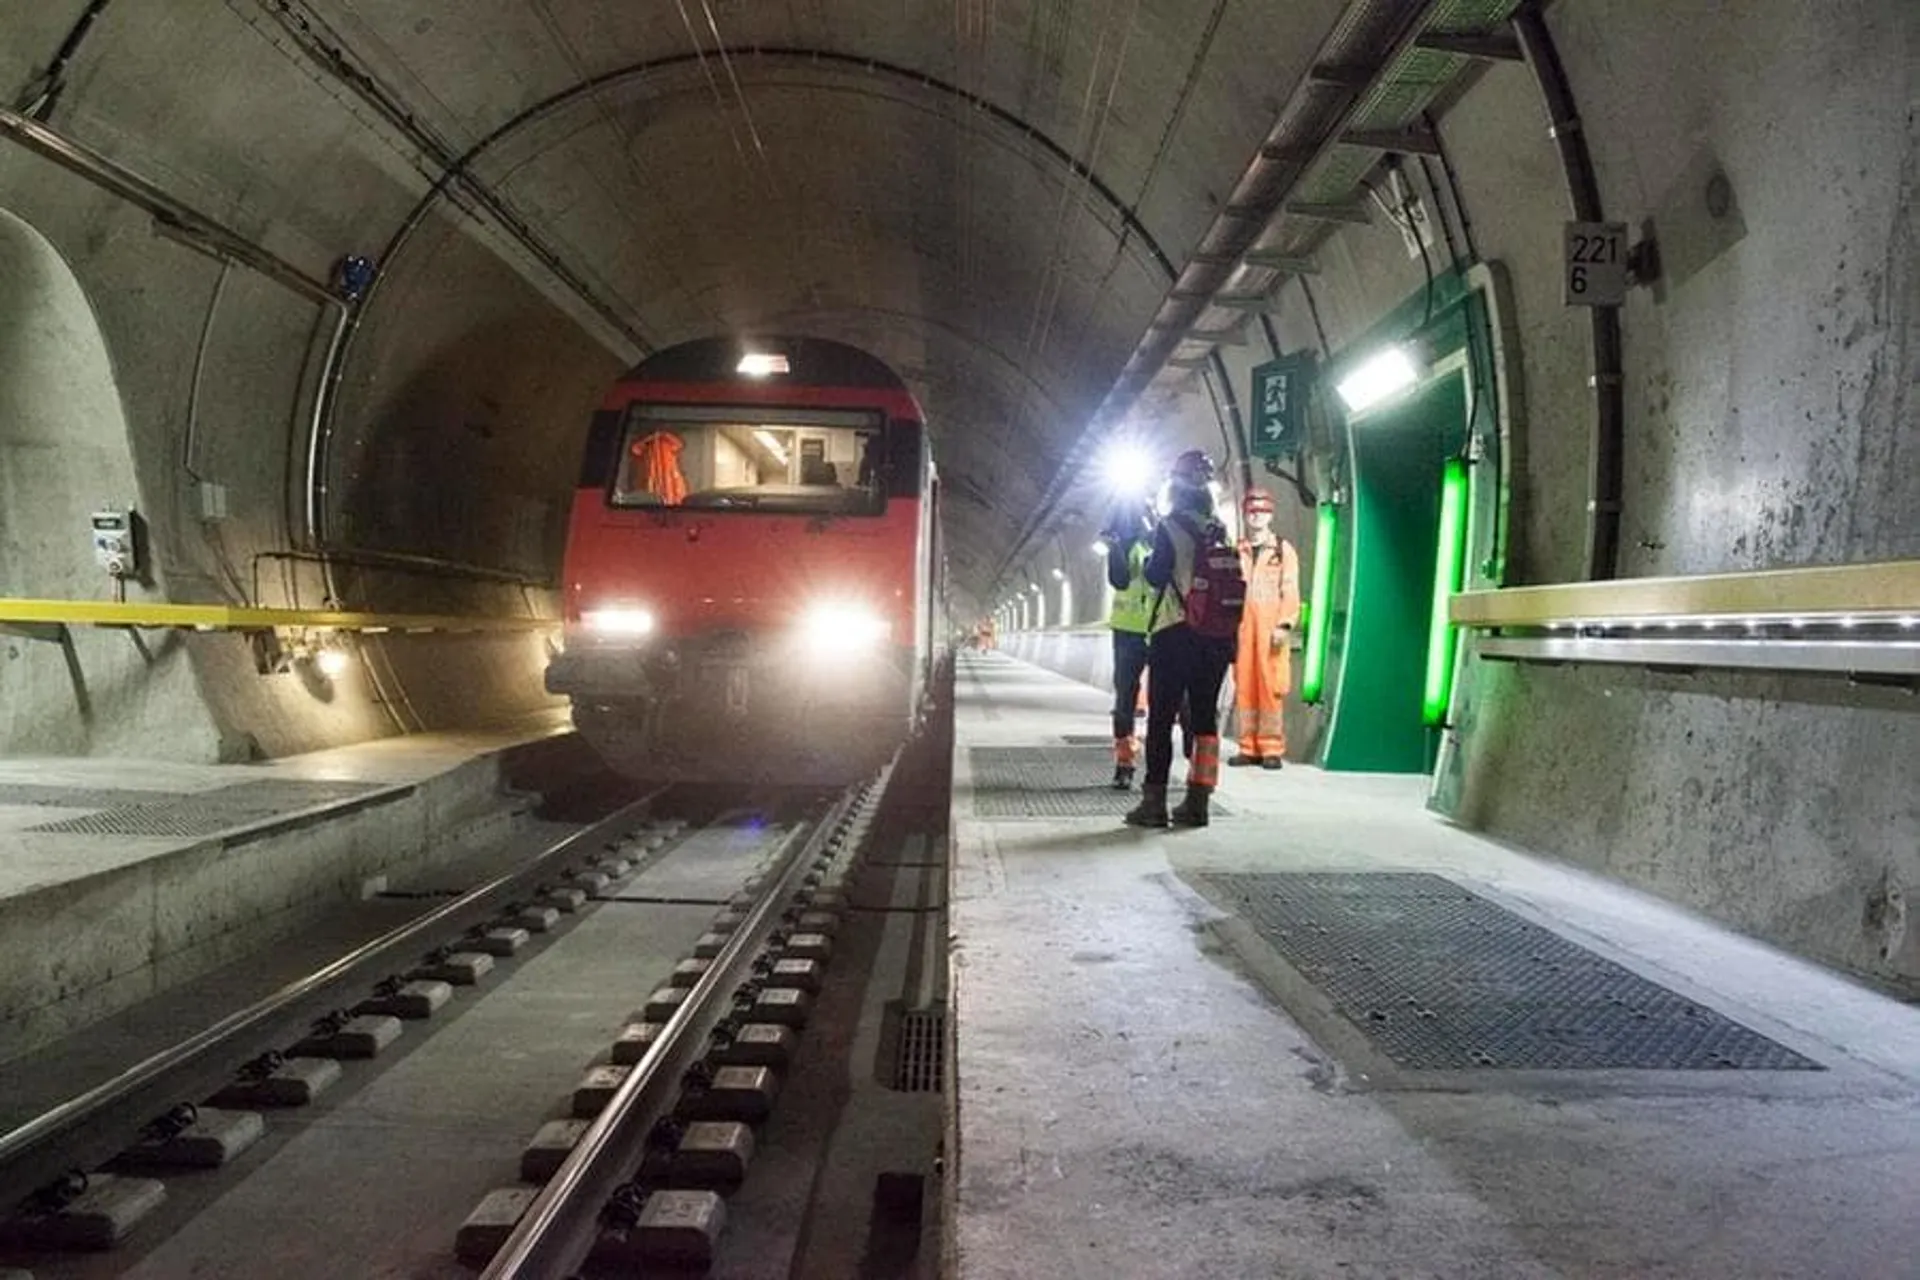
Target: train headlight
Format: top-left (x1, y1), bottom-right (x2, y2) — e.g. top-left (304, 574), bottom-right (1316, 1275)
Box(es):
top-left (582, 605), bottom-right (656, 636)
top-left (799, 601), bottom-right (891, 649)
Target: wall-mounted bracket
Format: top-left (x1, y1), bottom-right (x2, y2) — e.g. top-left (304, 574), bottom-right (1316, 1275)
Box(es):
top-left (1, 621), bottom-right (68, 645)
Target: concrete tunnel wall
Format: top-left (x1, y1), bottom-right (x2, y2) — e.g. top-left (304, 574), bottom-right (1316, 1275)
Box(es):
top-left (0, 207), bottom-right (224, 757)
top-left (1005, 0), bottom-right (1920, 987)
top-left (0, 2), bottom-right (1914, 985)
top-left (0, 3), bottom-right (615, 758)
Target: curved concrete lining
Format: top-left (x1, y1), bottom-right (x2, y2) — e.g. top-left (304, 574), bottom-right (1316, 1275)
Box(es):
top-left (0, 206), bottom-right (220, 758)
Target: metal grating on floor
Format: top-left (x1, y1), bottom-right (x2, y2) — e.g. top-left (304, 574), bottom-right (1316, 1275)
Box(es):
top-left (969, 747), bottom-right (1231, 819)
top-left (26, 779), bottom-right (387, 838)
top-left (889, 1007), bottom-right (946, 1093)
top-left (1198, 872), bottom-right (1822, 1072)
top-left (0, 783), bottom-right (193, 810)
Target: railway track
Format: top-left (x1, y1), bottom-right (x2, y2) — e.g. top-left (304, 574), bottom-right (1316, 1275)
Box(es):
top-left (0, 753), bottom-right (932, 1279)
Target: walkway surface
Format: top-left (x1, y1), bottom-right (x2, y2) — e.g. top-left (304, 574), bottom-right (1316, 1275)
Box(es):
top-left (0, 712), bottom-right (569, 902)
top-left (0, 711), bottom-right (571, 1062)
top-left (948, 651), bottom-right (1920, 1280)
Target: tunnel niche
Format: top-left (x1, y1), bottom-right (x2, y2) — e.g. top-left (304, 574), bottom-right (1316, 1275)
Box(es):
top-left (1308, 270), bottom-right (1493, 776)
top-left (0, 207), bottom-right (222, 757)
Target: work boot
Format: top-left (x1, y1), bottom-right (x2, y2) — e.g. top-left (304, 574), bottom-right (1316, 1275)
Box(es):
top-left (1169, 784), bottom-right (1213, 828)
top-left (1227, 753), bottom-right (1261, 767)
top-left (1261, 756), bottom-right (1284, 771)
top-left (1122, 784), bottom-right (1169, 828)
top-left (1111, 764), bottom-right (1135, 791)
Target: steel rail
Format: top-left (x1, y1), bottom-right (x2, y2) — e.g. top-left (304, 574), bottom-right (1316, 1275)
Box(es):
top-left (0, 786), bottom-right (667, 1205)
top-left (481, 767), bottom-right (886, 1277)
top-left (0, 598), bottom-right (558, 633)
top-left (1449, 559), bottom-right (1920, 628)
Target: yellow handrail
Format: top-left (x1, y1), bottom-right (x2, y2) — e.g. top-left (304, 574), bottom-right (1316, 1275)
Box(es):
top-left (1450, 559), bottom-right (1920, 628)
top-left (0, 598), bottom-right (557, 633)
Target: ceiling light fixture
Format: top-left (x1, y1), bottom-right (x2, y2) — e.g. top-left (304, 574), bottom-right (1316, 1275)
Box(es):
top-left (737, 352), bottom-right (790, 377)
top-left (752, 429), bottom-right (790, 464)
top-left (1335, 345), bottom-right (1420, 412)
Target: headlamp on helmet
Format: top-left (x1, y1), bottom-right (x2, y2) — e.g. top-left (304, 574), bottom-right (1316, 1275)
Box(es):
top-left (1169, 449), bottom-right (1215, 488)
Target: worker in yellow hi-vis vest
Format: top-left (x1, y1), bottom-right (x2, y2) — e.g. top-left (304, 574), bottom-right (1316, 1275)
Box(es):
top-left (1103, 498), bottom-right (1155, 790)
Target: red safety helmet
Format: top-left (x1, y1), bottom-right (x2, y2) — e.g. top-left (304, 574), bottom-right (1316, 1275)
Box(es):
top-left (1242, 488), bottom-right (1276, 515)
top-left (1169, 449), bottom-right (1215, 488)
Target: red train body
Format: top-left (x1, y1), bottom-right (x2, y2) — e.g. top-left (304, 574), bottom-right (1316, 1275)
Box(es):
top-left (547, 337), bottom-right (940, 784)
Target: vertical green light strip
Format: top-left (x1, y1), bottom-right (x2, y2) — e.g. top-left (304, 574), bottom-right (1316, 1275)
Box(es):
top-left (1422, 458), bottom-right (1470, 725)
top-left (1301, 502), bottom-right (1338, 703)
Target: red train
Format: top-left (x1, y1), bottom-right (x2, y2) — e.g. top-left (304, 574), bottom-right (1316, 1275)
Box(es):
top-left (546, 336), bottom-right (942, 784)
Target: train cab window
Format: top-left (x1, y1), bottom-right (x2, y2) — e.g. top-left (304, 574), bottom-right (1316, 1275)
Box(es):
top-left (612, 405), bottom-right (891, 515)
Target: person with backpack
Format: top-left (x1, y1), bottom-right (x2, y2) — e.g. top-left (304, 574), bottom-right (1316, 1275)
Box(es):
top-left (1123, 450), bottom-right (1244, 829)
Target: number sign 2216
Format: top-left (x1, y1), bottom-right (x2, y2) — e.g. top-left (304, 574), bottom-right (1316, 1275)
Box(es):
top-left (1563, 221), bottom-right (1628, 307)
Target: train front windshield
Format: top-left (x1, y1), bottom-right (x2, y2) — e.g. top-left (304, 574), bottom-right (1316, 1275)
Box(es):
top-left (614, 404), bottom-right (889, 514)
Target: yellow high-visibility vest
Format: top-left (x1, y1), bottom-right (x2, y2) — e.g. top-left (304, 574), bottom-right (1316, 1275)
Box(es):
top-left (1109, 541), bottom-right (1154, 635)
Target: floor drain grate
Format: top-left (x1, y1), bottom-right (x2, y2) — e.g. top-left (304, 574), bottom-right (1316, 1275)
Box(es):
top-left (0, 784), bottom-right (192, 810)
top-left (889, 1007), bottom-right (946, 1093)
top-left (1197, 871), bottom-right (1823, 1072)
top-left (27, 779), bottom-right (388, 838)
top-left (968, 747), bottom-right (1231, 819)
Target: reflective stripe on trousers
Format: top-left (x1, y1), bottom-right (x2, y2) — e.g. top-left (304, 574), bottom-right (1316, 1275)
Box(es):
top-left (1190, 734), bottom-right (1221, 788)
top-left (1237, 700), bottom-right (1287, 758)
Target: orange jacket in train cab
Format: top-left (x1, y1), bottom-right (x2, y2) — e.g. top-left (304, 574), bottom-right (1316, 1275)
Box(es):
top-left (629, 431), bottom-right (689, 506)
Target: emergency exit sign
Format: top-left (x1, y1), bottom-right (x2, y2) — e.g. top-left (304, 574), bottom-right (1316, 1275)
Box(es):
top-left (1249, 354), bottom-right (1314, 460)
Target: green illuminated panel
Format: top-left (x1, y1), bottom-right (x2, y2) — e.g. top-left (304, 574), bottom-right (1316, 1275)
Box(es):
top-left (1422, 457), bottom-right (1470, 725)
top-left (1301, 502), bottom-right (1338, 703)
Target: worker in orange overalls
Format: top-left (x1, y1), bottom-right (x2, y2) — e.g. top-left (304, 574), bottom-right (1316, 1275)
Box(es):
top-left (1229, 488), bottom-right (1300, 769)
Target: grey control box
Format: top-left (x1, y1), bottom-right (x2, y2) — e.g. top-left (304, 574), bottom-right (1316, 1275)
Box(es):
top-left (91, 509), bottom-right (139, 578)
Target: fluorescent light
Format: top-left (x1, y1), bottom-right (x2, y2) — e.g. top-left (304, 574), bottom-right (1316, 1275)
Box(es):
top-left (1301, 502), bottom-right (1338, 704)
top-left (1421, 458), bottom-right (1470, 726)
top-left (752, 429), bottom-right (790, 465)
top-left (1051, 568), bottom-right (1065, 580)
top-left (737, 352), bottom-right (789, 377)
top-left (1336, 345), bottom-right (1420, 412)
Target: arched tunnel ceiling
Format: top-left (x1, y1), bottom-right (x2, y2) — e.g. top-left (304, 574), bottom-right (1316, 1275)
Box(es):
top-left (304, 0), bottom-right (1350, 610)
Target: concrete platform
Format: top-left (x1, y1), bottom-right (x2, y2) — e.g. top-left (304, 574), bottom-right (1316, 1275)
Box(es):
top-left (0, 713), bottom-right (572, 1061)
top-left (949, 652), bottom-right (1920, 1280)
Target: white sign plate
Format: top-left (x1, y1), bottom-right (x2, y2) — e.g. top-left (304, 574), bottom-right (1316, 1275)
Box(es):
top-left (1563, 221), bottom-right (1629, 306)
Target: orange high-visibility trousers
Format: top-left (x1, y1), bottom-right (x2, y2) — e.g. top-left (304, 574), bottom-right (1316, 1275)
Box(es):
top-left (1235, 539), bottom-right (1300, 758)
